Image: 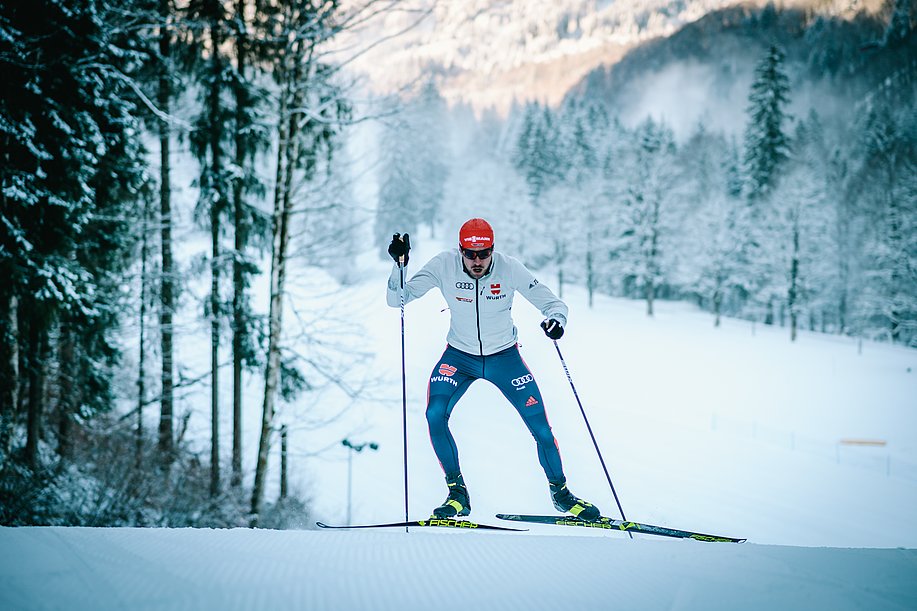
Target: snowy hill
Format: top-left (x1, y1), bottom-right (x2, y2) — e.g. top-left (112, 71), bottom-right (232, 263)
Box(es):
top-left (4, 234), bottom-right (917, 608)
top-left (566, 0), bottom-right (905, 139)
top-left (155, 233), bottom-right (917, 550)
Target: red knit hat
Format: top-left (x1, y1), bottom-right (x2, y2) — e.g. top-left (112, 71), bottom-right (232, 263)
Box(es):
top-left (458, 218), bottom-right (494, 249)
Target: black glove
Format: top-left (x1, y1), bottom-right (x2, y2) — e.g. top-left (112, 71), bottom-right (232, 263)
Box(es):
top-left (541, 318), bottom-right (564, 340)
top-left (387, 233), bottom-right (410, 265)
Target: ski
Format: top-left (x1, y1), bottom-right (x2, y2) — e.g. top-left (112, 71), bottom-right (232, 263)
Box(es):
top-left (496, 514), bottom-right (745, 543)
top-left (316, 518), bottom-right (527, 532)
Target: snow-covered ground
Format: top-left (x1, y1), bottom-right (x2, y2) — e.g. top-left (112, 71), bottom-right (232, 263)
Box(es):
top-left (3, 236), bottom-right (916, 609)
top-left (2, 526), bottom-right (915, 610)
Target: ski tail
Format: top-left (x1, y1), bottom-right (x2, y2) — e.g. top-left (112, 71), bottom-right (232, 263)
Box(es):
top-left (496, 514), bottom-right (745, 543)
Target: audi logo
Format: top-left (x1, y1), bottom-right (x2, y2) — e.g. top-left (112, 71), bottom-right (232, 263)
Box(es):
top-left (455, 282), bottom-right (474, 290)
top-left (511, 374), bottom-right (534, 386)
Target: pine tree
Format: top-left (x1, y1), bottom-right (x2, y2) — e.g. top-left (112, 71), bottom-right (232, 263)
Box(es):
top-left (156, 0), bottom-right (176, 463)
top-left (0, 0), bottom-right (149, 469)
top-left (552, 99), bottom-right (607, 299)
top-left (884, 0), bottom-right (912, 48)
top-left (679, 125), bottom-right (747, 326)
top-left (741, 44), bottom-right (792, 323)
top-left (620, 118), bottom-right (679, 316)
top-left (375, 106), bottom-right (422, 257)
top-left (513, 102), bottom-right (564, 206)
top-left (228, 0), bottom-right (273, 488)
top-left (852, 104), bottom-right (917, 344)
top-left (412, 80), bottom-right (450, 236)
top-left (185, 0), bottom-right (235, 497)
top-left (773, 111), bottom-right (836, 341)
top-left (743, 45), bottom-right (791, 204)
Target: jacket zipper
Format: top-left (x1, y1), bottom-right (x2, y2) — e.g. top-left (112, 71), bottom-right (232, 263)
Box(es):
top-left (475, 277), bottom-right (485, 376)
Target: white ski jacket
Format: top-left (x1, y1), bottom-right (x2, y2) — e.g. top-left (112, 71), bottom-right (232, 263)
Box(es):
top-left (386, 249), bottom-right (568, 356)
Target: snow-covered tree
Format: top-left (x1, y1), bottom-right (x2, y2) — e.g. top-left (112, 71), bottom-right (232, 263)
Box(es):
top-left (678, 125), bottom-right (748, 326)
top-left (374, 107), bottom-right (423, 257)
top-left (740, 44), bottom-right (792, 324)
top-left (851, 104), bottom-right (917, 344)
top-left (772, 111), bottom-right (837, 341)
top-left (742, 44), bottom-right (791, 204)
top-left (412, 80), bottom-right (450, 236)
top-left (0, 0), bottom-right (149, 467)
top-left (252, 0), bottom-right (353, 522)
top-left (511, 102), bottom-right (566, 269)
top-left (618, 117), bottom-right (680, 316)
top-left (884, 0), bottom-right (913, 47)
top-left (440, 103), bottom-right (534, 263)
top-left (551, 99), bottom-right (612, 301)
top-left (513, 102), bottom-right (564, 207)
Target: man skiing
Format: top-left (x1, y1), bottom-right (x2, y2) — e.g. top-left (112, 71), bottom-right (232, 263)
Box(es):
top-left (386, 218), bottom-right (600, 521)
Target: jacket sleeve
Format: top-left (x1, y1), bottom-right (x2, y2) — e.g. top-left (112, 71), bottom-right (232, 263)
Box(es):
top-left (510, 257), bottom-right (568, 327)
top-left (386, 253), bottom-right (443, 307)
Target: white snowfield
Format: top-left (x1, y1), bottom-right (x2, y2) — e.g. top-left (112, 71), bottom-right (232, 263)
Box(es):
top-left (1, 526), bottom-right (915, 611)
top-left (3, 237), bottom-right (916, 609)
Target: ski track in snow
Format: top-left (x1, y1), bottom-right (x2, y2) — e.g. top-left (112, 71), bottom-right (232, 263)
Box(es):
top-left (1, 527), bottom-right (916, 611)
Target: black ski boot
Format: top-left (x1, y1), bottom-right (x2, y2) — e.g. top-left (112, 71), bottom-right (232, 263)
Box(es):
top-left (432, 473), bottom-right (471, 518)
top-left (550, 480), bottom-right (600, 521)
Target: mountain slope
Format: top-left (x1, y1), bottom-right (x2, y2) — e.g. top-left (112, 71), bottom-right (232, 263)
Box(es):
top-left (568, 1), bottom-right (913, 135)
top-left (342, 0), bottom-right (748, 110)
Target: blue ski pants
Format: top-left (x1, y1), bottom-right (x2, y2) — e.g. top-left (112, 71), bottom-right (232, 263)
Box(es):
top-left (425, 343), bottom-right (565, 482)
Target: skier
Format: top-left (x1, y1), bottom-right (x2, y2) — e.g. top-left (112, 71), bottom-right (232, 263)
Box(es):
top-left (386, 218), bottom-right (600, 521)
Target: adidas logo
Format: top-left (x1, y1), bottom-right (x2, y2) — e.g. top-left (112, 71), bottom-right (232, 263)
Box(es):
top-left (525, 396), bottom-right (539, 407)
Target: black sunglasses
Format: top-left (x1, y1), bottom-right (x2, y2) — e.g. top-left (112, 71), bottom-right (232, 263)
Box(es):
top-left (462, 247), bottom-right (493, 260)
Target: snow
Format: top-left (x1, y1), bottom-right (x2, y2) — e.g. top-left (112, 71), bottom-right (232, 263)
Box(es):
top-left (3, 234), bottom-right (917, 609)
top-left (1, 527), bottom-right (916, 610)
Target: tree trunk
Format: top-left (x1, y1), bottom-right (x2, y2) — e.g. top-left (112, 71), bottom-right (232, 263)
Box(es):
top-left (57, 321), bottom-right (75, 462)
top-left (280, 424), bottom-right (288, 500)
top-left (211, 210), bottom-right (221, 497)
top-left (252, 54), bottom-right (300, 521)
top-left (646, 279), bottom-right (655, 317)
top-left (16, 307), bottom-right (27, 425)
top-left (137, 196), bottom-right (150, 469)
top-left (208, 7), bottom-right (225, 499)
top-left (231, 0), bottom-right (249, 488)
top-left (158, 0), bottom-right (174, 462)
top-left (713, 283), bottom-right (723, 328)
top-left (25, 310), bottom-right (47, 470)
top-left (789, 223), bottom-right (799, 342)
top-left (647, 199), bottom-right (660, 317)
top-left (0, 292), bottom-right (17, 456)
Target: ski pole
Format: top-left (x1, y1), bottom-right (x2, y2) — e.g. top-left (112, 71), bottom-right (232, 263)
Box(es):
top-left (552, 340), bottom-right (630, 536)
top-left (399, 258), bottom-right (409, 532)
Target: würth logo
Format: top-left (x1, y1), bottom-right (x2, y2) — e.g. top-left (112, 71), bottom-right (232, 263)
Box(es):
top-left (438, 364), bottom-right (457, 377)
top-left (525, 396), bottom-right (539, 407)
top-left (490, 283), bottom-right (501, 295)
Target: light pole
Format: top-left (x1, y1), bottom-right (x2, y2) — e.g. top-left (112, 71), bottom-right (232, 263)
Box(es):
top-left (342, 438), bottom-right (379, 525)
